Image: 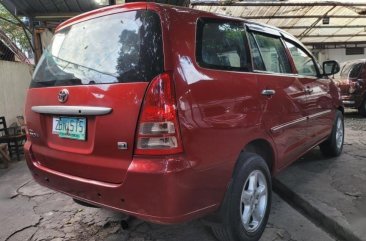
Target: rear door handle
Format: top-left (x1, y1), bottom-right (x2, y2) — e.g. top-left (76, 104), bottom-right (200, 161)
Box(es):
top-left (261, 89), bottom-right (276, 97)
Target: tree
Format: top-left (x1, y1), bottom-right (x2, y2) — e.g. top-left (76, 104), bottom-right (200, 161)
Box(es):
top-left (0, 4), bottom-right (32, 53)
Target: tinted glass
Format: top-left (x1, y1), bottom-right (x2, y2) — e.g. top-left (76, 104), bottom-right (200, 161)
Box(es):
top-left (252, 33), bottom-right (292, 74)
top-left (349, 63), bottom-right (363, 79)
top-left (31, 10), bottom-right (163, 88)
top-left (248, 33), bottom-right (265, 71)
top-left (339, 61), bottom-right (364, 79)
top-left (285, 41), bottom-right (318, 77)
top-left (197, 19), bottom-right (248, 71)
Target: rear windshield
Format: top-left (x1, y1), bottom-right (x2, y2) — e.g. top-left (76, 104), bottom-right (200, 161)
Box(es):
top-left (31, 10), bottom-right (164, 88)
top-left (337, 60), bottom-right (364, 80)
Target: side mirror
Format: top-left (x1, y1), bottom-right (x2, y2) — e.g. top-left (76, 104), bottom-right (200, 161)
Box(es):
top-left (323, 60), bottom-right (340, 76)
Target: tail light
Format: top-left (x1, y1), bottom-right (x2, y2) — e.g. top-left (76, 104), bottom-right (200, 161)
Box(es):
top-left (134, 73), bottom-right (183, 155)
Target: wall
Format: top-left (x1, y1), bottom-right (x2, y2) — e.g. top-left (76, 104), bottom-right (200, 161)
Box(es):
top-left (0, 60), bottom-right (33, 125)
top-left (316, 48), bottom-right (366, 64)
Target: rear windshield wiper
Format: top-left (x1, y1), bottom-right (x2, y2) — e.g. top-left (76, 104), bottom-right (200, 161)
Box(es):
top-left (31, 78), bottom-right (82, 88)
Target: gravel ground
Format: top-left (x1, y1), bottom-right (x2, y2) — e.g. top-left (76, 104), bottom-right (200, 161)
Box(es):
top-left (344, 108), bottom-right (366, 131)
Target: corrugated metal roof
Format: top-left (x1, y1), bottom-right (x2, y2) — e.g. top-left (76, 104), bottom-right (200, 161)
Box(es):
top-left (191, 0), bottom-right (366, 44)
top-left (1, 0), bottom-right (111, 18)
top-left (1, 0), bottom-right (189, 20)
top-left (1, 0), bottom-right (188, 29)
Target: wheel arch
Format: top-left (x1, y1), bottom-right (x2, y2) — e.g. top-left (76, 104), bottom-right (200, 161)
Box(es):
top-left (337, 105), bottom-right (344, 114)
top-left (232, 138), bottom-right (276, 177)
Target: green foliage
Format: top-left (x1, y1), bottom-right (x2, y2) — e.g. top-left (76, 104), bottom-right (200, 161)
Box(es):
top-left (0, 4), bottom-right (32, 51)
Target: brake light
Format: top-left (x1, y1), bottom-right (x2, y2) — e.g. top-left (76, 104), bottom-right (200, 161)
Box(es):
top-left (134, 73), bottom-right (183, 155)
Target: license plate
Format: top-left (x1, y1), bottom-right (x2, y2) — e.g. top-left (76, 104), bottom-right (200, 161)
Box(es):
top-left (52, 117), bottom-right (86, 141)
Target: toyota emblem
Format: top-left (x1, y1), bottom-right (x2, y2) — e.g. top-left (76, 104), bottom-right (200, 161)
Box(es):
top-left (58, 89), bottom-right (69, 103)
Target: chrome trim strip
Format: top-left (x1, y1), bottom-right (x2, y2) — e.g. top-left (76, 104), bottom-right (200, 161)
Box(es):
top-left (271, 110), bottom-right (332, 133)
top-left (271, 117), bottom-right (307, 133)
top-left (31, 106), bottom-right (112, 116)
top-left (308, 110), bottom-right (332, 119)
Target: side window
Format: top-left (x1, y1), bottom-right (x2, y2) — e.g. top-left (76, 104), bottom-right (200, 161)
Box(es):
top-left (197, 19), bottom-right (248, 71)
top-left (251, 33), bottom-right (292, 74)
top-left (285, 41), bottom-right (318, 77)
top-left (248, 33), bottom-right (266, 71)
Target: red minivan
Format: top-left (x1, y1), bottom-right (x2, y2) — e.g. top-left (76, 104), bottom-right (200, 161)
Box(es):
top-left (334, 59), bottom-right (366, 116)
top-left (24, 3), bottom-right (344, 241)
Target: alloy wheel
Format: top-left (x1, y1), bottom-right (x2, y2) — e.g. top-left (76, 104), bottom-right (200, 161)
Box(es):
top-left (240, 170), bottom-right (268, 232)
top-left (335, 117), bottom-right (344, 150)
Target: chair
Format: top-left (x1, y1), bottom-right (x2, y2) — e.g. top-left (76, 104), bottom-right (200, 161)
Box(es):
top-left (17, 116), bottom-right (26, 134)
top-left (0, 143), bottom-right (10, 168)
top-left (0, 116), bottom-right (26, 161)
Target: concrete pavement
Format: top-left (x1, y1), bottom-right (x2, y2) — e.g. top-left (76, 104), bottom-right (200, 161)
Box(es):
top-left (0, 161), bottom-right (333, 241)
top-left (1, 110), bottom-right (364, 241)
top-left (274, 110), bottom-right (366, 241)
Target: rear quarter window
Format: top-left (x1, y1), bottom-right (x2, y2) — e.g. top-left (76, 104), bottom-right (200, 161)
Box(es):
top-left (339, 61), bottom-right (364, 79)
top-left (196, 19), bottom-right (249, 71)
top-left (349, 63), bottom-right (364, 79)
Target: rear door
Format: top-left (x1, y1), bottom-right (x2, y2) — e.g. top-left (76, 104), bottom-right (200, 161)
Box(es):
top-left (25, 9), bottom-right (164, 184)
top-left (247, 27), bottom-right (308, 168)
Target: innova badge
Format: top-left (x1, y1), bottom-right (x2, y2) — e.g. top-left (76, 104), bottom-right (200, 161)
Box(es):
top-left (58, 89), bottom-right (69, 103)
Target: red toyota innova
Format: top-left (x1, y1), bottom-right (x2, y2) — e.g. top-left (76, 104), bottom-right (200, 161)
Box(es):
top-left (24, 3), bottom-right (344, 241)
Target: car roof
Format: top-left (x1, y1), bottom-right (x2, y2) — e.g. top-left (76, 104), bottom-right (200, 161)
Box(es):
top-left (56, 2), bottom-right (295, 39)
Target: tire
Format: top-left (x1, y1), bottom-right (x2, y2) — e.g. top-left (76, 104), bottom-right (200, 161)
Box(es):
top-left (319, 110), bottom-right (344, 157)
top-left (210, 153), bottom-right (272, 241)
top-left (358, 97), bottom-right (366, 117)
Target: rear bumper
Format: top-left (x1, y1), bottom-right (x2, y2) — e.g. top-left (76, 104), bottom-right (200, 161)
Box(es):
top-left (342, 99), bottom-right (355, 107)
top-left (341, 94), bottom-right (363, 108)
top-left (24, 141), bottom-right (219, 224)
